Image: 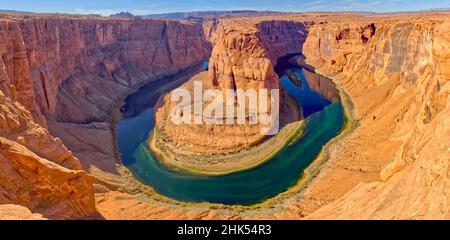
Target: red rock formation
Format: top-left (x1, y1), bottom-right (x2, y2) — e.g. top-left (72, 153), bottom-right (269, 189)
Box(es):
top-left (1, 16), bottom-right (210, 124)
top-left (0, 136), bottom-right (95, 219)
top-left (155, 20), bottom-right (308, 151)
top-left (208, 20), bottom-right (308, 90)
top-left (19, 17), bottom-right (211, 123)
top-left (0, 15), bottom-right (211, 219)
top-left (300, 17), bottom-right (449, 219)
top-left (0, 91), bottom-right (95, 219)
top-left (0, 20), bottom-right (45, 126)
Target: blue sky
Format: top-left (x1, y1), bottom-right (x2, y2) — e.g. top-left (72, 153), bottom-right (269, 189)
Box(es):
top-left (1, 0), bottom-right (449, 16)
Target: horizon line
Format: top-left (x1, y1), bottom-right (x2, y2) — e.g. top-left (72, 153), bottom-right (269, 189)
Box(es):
top-left (1, 8), bottom-right (450, 17)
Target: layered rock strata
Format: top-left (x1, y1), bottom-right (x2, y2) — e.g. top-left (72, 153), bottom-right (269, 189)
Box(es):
top-left (0, 91), bottom-right (95, 219)
top-left (300, 17), bottom-right (449, 219)
top-left (152, 20), bottom-right (308, 172)
top-left (18, 17), bottom-right (210, 123)
top-left (0, 14), bottom-right (211, 219)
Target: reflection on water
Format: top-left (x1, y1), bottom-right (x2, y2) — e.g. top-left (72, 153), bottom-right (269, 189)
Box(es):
top-left (122, 61), bottom-right (209, 118)
top-left (117, 56), bottom-right (346, 205)
top-left (281, 68), bottom-right (331, 117)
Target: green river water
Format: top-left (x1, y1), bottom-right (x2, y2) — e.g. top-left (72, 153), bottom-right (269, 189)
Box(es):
top-left (117, 58), bottom-right (345, 205)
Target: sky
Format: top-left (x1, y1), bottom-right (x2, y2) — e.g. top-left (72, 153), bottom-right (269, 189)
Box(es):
top-left (0, 0), bottom-right (450, 16)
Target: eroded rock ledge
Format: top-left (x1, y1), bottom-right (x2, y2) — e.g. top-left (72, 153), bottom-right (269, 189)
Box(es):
top-left (0, 91), bottom-right (95, 219)
top-left (301, 16), bottom-right (449, 220)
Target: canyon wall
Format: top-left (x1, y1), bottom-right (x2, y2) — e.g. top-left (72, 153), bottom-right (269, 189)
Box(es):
top-left (20, 17), bottom-right (210, 123)
top-left (299, 17), bottom-right (449, 219)
top-left (0, 20), bottom-right (45, 126)
top-left (208, 19), bottom-right (309, 91)
top-left (1, 16), bottom-right (211, 124)
top-left (0, 15), bottom-right (211, 219)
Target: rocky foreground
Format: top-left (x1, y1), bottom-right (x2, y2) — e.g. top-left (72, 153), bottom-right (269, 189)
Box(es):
top-left (0, 12), bottom-right (448, 219)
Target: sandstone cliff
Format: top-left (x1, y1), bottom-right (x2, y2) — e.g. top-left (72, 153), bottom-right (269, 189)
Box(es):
top-left (0, 136), bottom-right (95, 219)
top-left (208, 19), bottom-right (309, 89)
top-left (0, 15), bottom-right (211, 219)
top-left (0, 90), bottom-right (95, 219)
top-left (299, 17), bottom-right (449, 219)
top-left (0, 20), bottom-right (45, 126)
top-left (20, 17), bottom-right (210, 123)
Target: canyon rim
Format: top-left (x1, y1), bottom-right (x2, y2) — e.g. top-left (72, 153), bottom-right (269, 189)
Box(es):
top-left (0, 1), bottom-right (448, 220)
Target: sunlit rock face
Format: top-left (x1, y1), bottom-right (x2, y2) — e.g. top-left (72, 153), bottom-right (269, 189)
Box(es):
top-left (0, 15), bottom-right (211, 219)
top-left (18, 18), bottom-right (211, 123)
top-left (301, 18), bottom-right (449, 220)
top-left (0, 204), bottom-right (46, 220)
top-left (0, 90), bottom-right (81, 170)
top-left (154, 20), bottom-right (307, 156)
top-left (0, 91), bottom-right (95, 219)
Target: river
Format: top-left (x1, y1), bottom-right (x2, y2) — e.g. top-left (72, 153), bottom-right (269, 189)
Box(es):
top-left (117, 56), bottom-right (345, 205)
